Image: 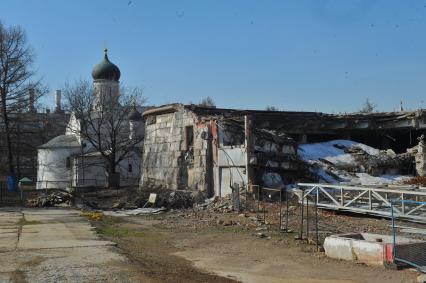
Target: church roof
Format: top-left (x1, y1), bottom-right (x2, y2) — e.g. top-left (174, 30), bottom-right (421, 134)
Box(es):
top-left (39, 134), bottom-right (80, 149)
top-left (91, 49), bottom-right (121, 81)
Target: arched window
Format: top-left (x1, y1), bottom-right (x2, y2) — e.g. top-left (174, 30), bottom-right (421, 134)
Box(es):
top-left (128, 163), bottom-right (133, 173)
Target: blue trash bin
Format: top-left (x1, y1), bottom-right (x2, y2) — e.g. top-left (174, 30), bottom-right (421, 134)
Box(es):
top-left (6, 174), bottom-right (17, 191)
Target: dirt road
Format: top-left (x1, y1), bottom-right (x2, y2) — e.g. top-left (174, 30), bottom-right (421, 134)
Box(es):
top-left (94, 212), bottom-right (419, 283)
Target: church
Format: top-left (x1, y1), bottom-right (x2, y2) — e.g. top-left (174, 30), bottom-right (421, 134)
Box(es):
top-left (36, 50), bottom-right (145, 189)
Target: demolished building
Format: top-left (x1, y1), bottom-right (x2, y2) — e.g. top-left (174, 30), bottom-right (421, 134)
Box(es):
top-left (140, 104), bottom-right (426, 197)
top-left (141, 104), bottom-right (300, 197)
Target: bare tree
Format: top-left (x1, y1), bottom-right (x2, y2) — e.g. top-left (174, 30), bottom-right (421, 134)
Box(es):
top-left (199, 96), bottom-right (216, 108)
top-left (359, 98), bottom-right (376, 113)
top-left (63, 79), bottom-right (145, 187)
top-left (0, 21), bottom-right (45, 176)
top-left (265, 106), bottom-right (279, 111)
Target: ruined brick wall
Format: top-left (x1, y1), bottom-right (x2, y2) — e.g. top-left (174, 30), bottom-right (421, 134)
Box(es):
top-left (141, 108), bottom-right (210, 193)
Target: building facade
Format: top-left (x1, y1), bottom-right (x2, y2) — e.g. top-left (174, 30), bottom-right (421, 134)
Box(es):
top-left (140, 104), bottom-right (300, 197)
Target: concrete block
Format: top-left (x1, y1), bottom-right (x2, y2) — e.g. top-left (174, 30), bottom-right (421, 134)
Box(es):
top-left (417, 274), bottom-right (426, 283)
top-left (324, 235), bottom-right (357, 261)
top-left (352, 240), bottom-right (384, 265)
top-left (324, 233), bottom-right (426, 267)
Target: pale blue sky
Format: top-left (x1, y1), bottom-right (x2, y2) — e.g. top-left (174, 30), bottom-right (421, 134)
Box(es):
top-left (2, 0), bottom-right (426, 112)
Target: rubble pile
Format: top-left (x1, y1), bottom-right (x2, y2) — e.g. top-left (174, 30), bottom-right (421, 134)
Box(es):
top-left (298, 140), bottom-right (413, 185)
top-left (26, 191), bottom-right (73, 207)
top-left (195, 195), bottom-right (233, 213)
top-left (73, 188), bottom-right (194, 211)
top-left (74, 187), bottom-right (141, 210)
top-left (195, 194), bottom-right (250, 213)
top-left (345, 146), bottom-right (411, 176)
top-left (167, 191), bottom-right (193, 209)
top-left (154, 190), bottom-right (193, 209)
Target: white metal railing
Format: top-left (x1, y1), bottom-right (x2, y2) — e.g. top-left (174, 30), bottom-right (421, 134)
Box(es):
top-left (297, 183), bottom-right (426, 222)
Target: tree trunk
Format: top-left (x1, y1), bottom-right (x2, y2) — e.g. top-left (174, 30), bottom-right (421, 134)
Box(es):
top-left (5, 120), bottom-right (14, 174)
top-left (0, 91), bottom-right (14, 174)
top-left (106, 157), bottom-right (120, 188)
top-left (16, 124), bottom-right (21, 179)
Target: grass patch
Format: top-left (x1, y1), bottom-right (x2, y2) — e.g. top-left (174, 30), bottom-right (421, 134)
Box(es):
top-left (91, 216), bottom-right (238, 282)
top-left (18, 217), bottom-right (42, 226)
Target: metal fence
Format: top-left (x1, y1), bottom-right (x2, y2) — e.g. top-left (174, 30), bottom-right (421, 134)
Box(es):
top-left (256, 187), bottom-right (284, 231)
top-left (0, 178), bottom-right (139, 207)
top-left (391, 199), bottom-right (426, 272)
top-left (0, 181), bottom-right (24, 206)
top-left (254, 186), bottom-right (322, 250)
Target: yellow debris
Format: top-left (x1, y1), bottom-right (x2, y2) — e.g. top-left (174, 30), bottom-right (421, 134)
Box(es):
top-left (80, 211), bottom-right (103, 221)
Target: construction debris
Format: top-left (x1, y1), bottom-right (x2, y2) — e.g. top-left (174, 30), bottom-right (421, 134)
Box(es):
top-left (298, 140), bottom-right (413, 185)
top-left (403, 176), bottom-right (426, 187)
top-left (80, 211), bottom-right (103, 221)
top-left (26, 191), bottom-right (73, 207)
top-left (142, 190), bottom-right (194, 209)
top-left (195, 195), bottom-right (245, 213)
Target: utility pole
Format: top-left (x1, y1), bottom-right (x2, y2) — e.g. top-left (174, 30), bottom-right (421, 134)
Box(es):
top-left (244, 115), bottom-right (253, 192)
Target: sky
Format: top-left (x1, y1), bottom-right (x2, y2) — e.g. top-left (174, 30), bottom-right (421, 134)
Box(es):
top-left (2, 0), bottom-right (426, 112)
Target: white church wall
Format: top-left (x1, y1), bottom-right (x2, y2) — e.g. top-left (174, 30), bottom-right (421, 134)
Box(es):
top-left (36, 147), bottom-right (80, 189)
top-left (93, 80), bottom-right (119, 108)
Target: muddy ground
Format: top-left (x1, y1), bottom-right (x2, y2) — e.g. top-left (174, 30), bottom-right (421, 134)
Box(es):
top-left (92, 208), bottom-right (420, 283)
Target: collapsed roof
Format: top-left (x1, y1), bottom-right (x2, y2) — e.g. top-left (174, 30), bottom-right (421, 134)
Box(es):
top-left (143, 104), bottom-right (426, 134)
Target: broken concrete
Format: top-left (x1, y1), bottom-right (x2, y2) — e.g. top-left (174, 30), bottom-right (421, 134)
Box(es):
top-left (299, 140), bottom-right (413, 185)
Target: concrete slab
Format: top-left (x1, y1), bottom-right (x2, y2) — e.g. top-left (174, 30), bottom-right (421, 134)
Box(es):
top-left (20, 223), bottom-right (97, 239)
top-left (0, 208), bottom-right (134, 282)
top-left (0, 228), bottom-right (18, 234)
top-left (21, 208), bottom-right (80, 216)
top-left (18, 239), bottom-right (116, 250)
top-left (18, 216), bottom-right (114, 250)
